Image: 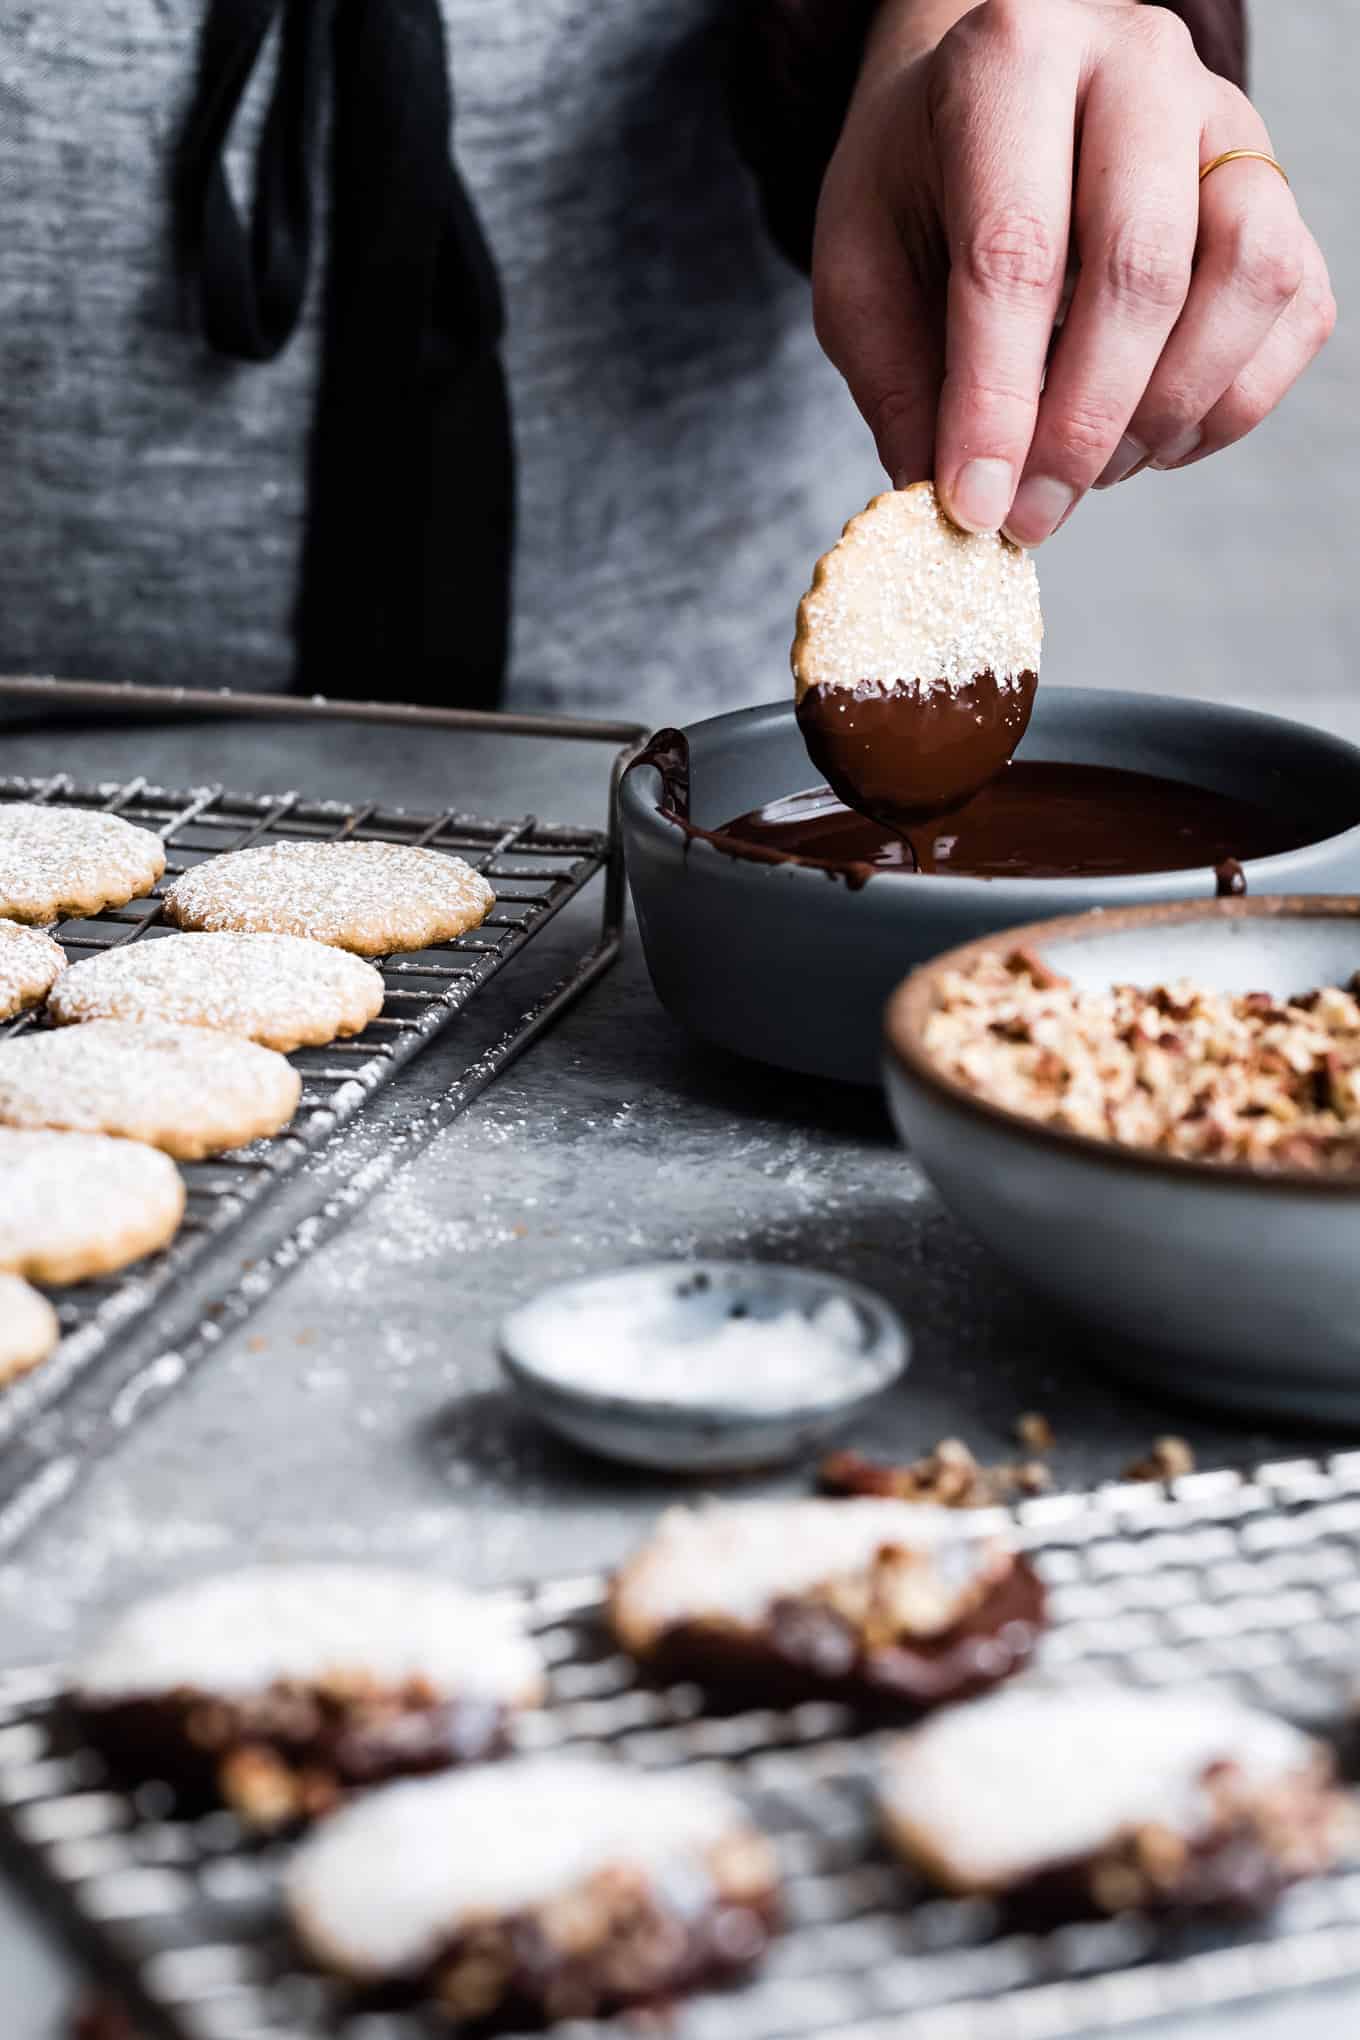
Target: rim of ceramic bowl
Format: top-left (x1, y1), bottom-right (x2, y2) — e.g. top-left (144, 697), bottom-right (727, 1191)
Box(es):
top-left (497, 1262), bottom-right (909, 1428)
top-left (885, 895), bottom-right (1360, 1199)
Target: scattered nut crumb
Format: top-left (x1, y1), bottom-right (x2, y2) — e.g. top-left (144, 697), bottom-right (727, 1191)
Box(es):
top-left (820, 1440), bottom-right (1052, 1509)
top-left (1014, 1411), bottom-right (1054, 1454)
top-left (1005, 945), bottom-right (1067, 991)
top-left (245, 1335), bottom-right (267, 1354)
top-left (1122, 1436), bottom-right (1196, 1484)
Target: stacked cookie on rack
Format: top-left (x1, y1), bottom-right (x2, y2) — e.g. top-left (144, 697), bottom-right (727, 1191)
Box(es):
top-left (0, 802), bottom-right (496, 1385)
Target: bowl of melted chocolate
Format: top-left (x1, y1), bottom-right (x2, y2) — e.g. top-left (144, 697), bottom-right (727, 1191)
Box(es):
top-left (621, 687), bottom-right (1360, 1083)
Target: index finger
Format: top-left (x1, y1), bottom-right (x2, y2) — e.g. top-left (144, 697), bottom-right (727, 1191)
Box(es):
top-left (931, 14), bottom-right (1080, 534)
top-left (1005, 36), bottom-right (1200, 542)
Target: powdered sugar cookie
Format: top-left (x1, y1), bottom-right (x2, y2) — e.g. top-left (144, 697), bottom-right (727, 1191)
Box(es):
top-left (0, 803), bottom-right (165, 924)
top-left (286, 1756), bottom-right (778, 2017)
top-left (792, 484), bottom-right (1042, 827)
top-left (74, 1564), bottom-right (546, 1829)
top-left (611, 1497), bottom-right (1044, 1711)
top-left (0, 920), bottom-right (66, 1020)
top-left (164, 840), bottom-right (494, 956)
top-left (0, 1275), bottom-right (59, 1382)
top-left (0, 1021), bottom-right (301, 1159)
top-left (49, 932), bottom-right (384, 1050)
top-left (879, 1686), bottom-right (1343, 1915)
top-left (0, 1130), bottom-right (185, 1283)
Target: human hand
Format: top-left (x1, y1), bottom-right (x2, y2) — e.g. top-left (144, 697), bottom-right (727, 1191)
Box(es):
top-left (813, 0), bottom-right (1335, 544)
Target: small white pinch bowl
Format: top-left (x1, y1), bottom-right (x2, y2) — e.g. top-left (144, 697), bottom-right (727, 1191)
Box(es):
top-left (497, 1260), bottom-right (909, 1473)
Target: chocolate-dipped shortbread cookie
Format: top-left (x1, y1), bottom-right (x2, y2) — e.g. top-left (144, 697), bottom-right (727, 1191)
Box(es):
top-left (792, 484), bottom-right (1041, 837)
top-left (610, 1498), bottom-right (1044, 1711)
top-left (286, 1755), bottom-right (779, 2027)
top-left (72, 1565), bottom-right (545, 1829)
top-left (880, 1686), bottom-right (1345, 1918)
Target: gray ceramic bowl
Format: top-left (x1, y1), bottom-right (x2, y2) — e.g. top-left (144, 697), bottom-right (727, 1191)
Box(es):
top-left (884, 898), bottom-right (1360, 1423)
top-left (498, 1260), bottom-right (908, 1472)
top-left (622, 689), bottom-right (1360, 1084)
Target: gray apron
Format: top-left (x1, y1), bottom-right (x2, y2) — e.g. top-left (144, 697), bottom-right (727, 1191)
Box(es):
top-left (0, 1), bottom-right (877, 720)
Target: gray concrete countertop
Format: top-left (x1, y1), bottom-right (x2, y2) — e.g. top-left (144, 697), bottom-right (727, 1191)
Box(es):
top-left (1, 704), bottom-right (1358, 2039)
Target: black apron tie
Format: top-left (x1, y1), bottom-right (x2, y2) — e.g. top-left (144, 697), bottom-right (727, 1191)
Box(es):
top-left (174, 0), bottom-right (514, 707)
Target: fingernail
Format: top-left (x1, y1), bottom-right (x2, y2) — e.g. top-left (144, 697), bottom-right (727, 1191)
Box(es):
top-left (949, 458), bottom-right (1014, 534)
top-left (1150, 426), bottom-right (1202, 470)
top-left (1003, 475), bottom-right (1076, 546)
top-left (1094, 434), bottom-right (1147, 490)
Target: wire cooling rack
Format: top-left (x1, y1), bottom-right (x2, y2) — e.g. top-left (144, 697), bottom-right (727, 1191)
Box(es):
top-left (8, 1456), bottom-right (1360, 2040)
top-left (0, 680), bottom-right (646, 1542)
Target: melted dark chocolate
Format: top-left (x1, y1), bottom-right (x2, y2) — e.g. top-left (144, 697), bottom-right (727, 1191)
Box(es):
top-left (718, 763), bottom-right (1312, 882)
top-left (796, 673), bottom-right (1038, 827)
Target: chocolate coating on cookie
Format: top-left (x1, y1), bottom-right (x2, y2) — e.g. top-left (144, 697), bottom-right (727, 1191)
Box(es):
top-left (880, 1686), bottom-right (1344, 1917)
top-left (286, 1756), bottom-right (779, 2024)
top-left (638, 1559), bottom-right (1042, 1713)
top-left (73, 1565), bottom-right (544, 1828)
top-left (611, 1499), bottom-right (1044, 1712)
top-left (76, 1686), bottom-right (518, 1830)
top-left (797, 671), bottom-right (1037, 827)
top-left (792, 485), bottom-right (1041, 828)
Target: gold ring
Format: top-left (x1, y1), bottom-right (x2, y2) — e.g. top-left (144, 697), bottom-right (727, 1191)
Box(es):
top-left (1199, 148), bottom-right (1290, 189)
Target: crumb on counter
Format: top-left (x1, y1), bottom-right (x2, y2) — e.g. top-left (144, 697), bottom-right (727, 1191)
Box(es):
top-left (819, 1439), bottom-right (1052, 1509)
top-left (1014, 1411), bottom-right (1055, 1454)
top-left (1123, 1436), bottom-right (1197, 1484)
top-left (925, 950), bottom-right (1360, 1172)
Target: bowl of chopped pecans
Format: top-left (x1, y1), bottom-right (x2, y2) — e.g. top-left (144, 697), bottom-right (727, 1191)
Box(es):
top-left (885, 897), bottom-right (1360, 1422)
